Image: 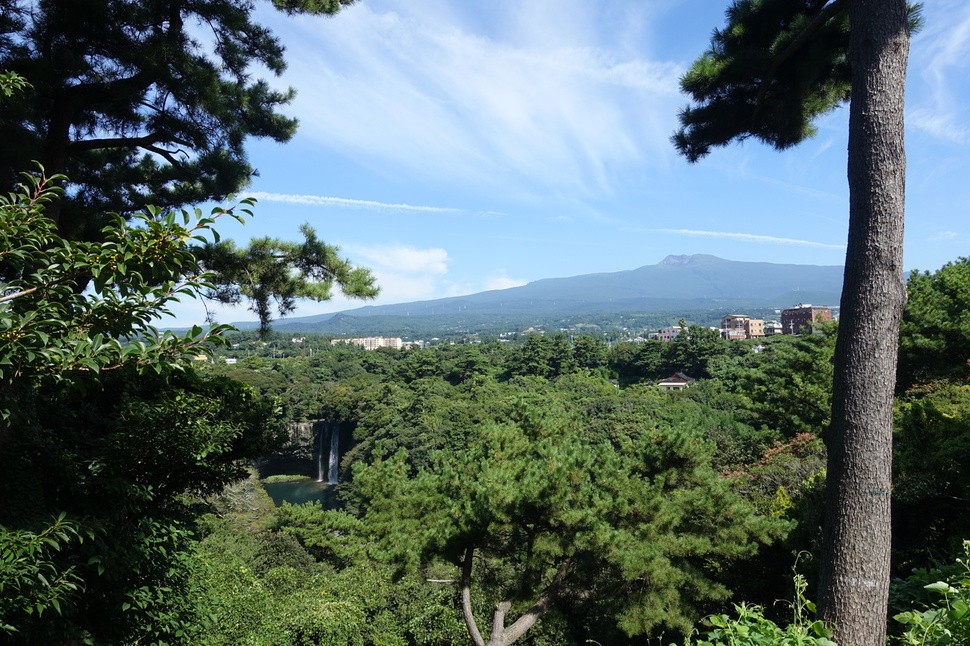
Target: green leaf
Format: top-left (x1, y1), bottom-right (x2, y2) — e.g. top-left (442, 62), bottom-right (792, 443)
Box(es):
top-left (708, 614), bottom-right (728, 628)
top-left (809, 620), bottom-right (833, 638)
top-left (948, 599), bottom-right (968, 621)
top-left (924, 581), bottom-right (953, 593)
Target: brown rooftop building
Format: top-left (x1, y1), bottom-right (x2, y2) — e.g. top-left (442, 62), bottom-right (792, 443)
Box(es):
top-left (780, 303), bottom-right (832, 335)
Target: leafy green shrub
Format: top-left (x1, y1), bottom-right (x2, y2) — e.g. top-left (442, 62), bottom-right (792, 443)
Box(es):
top-left (683, 573), bottom-right (837, 646)
top-left (0, 514), bottom-right (91, 635)
top-left (892, 541), bottom-right (970, 645)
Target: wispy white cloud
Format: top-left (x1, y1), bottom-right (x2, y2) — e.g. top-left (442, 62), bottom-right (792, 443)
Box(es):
top-left (657, 229), bottom-right (844, 249)
top-left (909, 4), bottom-right (970, 144)
top-left (929, 230), bottom-right (959, 242)
top-left (746, 171), bottom-right (847, 207)
top-left (441, 270), bottom-right (527, 298)
top-left (326, 244), bottom-right (454, 305)
top-left (346, 244), bottom-right (450, 275)
top-left (908, 108), bottom-right (970, 145)
top-left (247, 191), bottom-right (460, 213)
top-left (270, 2), bottom-right (684, 198)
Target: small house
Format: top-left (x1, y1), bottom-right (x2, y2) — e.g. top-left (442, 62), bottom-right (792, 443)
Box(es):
top-left (658, 372), bottom-right (695, 391)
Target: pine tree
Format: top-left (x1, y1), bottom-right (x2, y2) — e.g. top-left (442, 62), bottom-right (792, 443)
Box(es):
top-left (0, 0), bottom-right (376, 331)
top-left (0, 0), bottom-right (350, 234)
top-left (354, 404), bottom-right (785, 645)
top-left (673, 2), bottom-right (915, 644)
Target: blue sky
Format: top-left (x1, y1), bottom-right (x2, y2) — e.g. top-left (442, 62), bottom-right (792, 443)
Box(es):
top-left (172, 0), bottom-right (970, 326)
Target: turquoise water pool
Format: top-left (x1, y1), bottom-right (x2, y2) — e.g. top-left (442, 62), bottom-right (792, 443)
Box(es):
top-left (262, 479), bottom-right (339, 508)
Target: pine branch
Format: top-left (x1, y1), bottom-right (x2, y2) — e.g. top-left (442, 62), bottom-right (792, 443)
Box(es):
top-left (753, 0), bottom-right (848, 117)
top-left (65, 132), bottom-right (192, 154)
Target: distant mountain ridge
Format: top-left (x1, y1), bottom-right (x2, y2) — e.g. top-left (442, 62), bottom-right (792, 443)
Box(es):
top-left (226, 254), bottom-right (844, 333)
top-left (332, 254), bottom-right (841, 315)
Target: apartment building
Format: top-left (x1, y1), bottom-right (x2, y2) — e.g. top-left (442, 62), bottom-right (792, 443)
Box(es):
top-left (763, 320), bottom-right (783, 336)
top-left (719, 314), bottom-right (765, 340)
top-left (331, 336), bottom-right (404, 350)
top-left (657, 326), bottom-right (683, 342)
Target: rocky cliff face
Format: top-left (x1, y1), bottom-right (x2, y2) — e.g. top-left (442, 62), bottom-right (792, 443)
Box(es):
top-left (256, 421), bottom-right (323, 477)
top-left (285, 421), bottom-right (321, 457)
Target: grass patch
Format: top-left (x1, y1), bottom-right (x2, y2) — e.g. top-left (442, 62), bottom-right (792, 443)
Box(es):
top-left (262, 474), bottom-right (312, 484)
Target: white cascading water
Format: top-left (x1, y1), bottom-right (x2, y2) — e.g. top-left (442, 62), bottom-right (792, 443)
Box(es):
top-left (327, 428), bottom-right (339, 484)
top-left (316, 425), bottom-right (325, 482)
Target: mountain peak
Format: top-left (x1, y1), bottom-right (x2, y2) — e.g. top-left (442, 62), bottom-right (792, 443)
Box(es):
top-left (658, 254), bottom-right (724, 266)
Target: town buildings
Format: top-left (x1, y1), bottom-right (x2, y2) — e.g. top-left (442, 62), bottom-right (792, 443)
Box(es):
top-left (763, 320), bottom-right (784, 336)
top-left (657, 326), bottom-right (682, 342)
top-left (719, 314), bottom-right (766, 340)
top-left (716, 305), bottom-right (832, 339)
top-left (331, 336), bottom-right (404, 350)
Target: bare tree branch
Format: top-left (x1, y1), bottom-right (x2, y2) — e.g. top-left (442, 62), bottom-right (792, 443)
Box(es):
top-left (0, 286), bottom-right (40, 304)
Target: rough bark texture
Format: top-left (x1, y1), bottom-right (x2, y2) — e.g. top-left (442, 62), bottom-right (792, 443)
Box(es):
top-left (817, 1), bottom-right (909, 645)
top-left (461, 548), bottom-right (488, 646)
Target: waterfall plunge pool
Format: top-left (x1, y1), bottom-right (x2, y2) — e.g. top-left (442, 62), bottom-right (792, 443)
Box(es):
top-left (262, 478), bottom-right (339, 508)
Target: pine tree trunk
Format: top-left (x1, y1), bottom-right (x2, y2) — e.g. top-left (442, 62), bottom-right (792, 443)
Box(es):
top-left (817, 1), bottom-right (909, 645)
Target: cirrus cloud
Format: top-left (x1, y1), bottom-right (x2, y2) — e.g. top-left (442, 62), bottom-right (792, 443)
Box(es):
top-left (657, 229), bottom-right (844, 249)
top-left (268, 2), bottom-right (684, 198)
top-left (247, 191), bottom-right (460, 213)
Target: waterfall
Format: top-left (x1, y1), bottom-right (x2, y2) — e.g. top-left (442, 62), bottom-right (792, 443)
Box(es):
top-left (315, 423), bottom-right (340, 484)
top-left (316, 425), bottom-right (326, 483)
top-left (327, 428), bottom-right (340, 485)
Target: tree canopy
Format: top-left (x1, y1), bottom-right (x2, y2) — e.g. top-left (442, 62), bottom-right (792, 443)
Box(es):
top-left (353, 403), bottom-right (786, 646)
top-left (0, 171), bottom-right (241, 400)
top-left (0, 0), bottom-right (352, 235)
top-left (0, 163), bottom-right (284, 642)
top-left (156, 283), bottom-right (970, 643)
top-left (898, 257), bottom-right (970, 388)
top-left (672, 0), bottom-right (919, 162)
top-left (672, 0), bottom-right (851, 162)
top-left (196, 223), bottom-right (379, 337)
